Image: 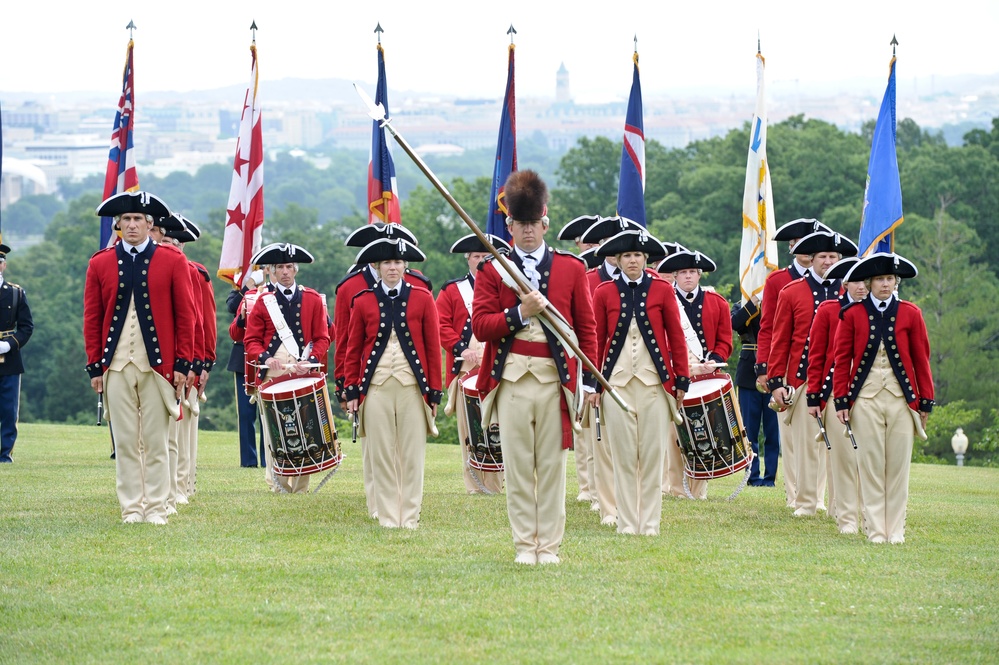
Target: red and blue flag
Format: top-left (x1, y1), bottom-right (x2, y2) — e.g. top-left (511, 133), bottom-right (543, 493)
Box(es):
top-left (617, 51), bottom-right (646, 227)
top-left (100, 39), bottom-right (139, 249)
top-left (487, 43), bottom-right (517, 241)
top-left (368, 44), bottom-right (401, 224)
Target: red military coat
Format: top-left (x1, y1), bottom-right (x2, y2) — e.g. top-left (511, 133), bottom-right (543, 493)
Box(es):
top-left (471, 247), bottom-right (597, 398)
top-left (677, 287), bottom-right (734, 363)
top-left (806, 296), bottom-right (848, 410)
top-left (84, 241), bottom-right (196, 381)
top-left (244, 286), bottom-right (331, 383)
top-left (436, 274), bottom-right (476, 385)
top-left (191, 261), bottom-right (217, 373)
top-left (342, 282), bottom-right (442, 406)
top-left (185, 261), bottom-right (205, 375)
top-left (755, 263), bottom-right (806, 376)
top-left (833, 298), bottom-right (934, 414)
top-left (767, 274), bottom-right (839, 392)
top-left (592, 275), bottom-right (690, 395)
top-left (333, 266), bottom-right (429, 397)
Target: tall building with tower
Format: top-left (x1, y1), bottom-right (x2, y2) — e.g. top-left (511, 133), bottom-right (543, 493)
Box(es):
top-left (556, 62), bottom-right (571, 103)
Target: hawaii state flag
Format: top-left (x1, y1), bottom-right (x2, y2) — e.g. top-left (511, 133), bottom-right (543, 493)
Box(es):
top-left (739, 50), bottom-right (778, 303)
top-left (487, 42), bottom-right (517, 241)
top-left (858, 56), bottom-right (903, 256)
top-left (368, 44), bottom-right (401, 224)
top-left (617, 51), bottom-right (646, 227)
top-left (218, 43), bottom-right (264, 288)
top-left (100, 39), bottom-right (139, 249)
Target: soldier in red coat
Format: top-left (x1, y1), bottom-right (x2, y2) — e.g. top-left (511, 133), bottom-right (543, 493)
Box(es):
top-left (244, 243), bottom-right (331, 493)
top-left (755, 218), bottom-right (831, 505)
top-left (834, 253), bottom-right (933, 544)
top-left (344, 239), bottom-right (442, 529)
top-left (471, 170), bottom-right (597, 565)
top-left (84, 192), bottom-right (197, 525)
top-left (437, 232), bottom-right (511, 495)
top-left (805, 257), bottom-right (866, 534)
top-left (333, 222), bottom-right (428, 519)
top-left (768, 231), bottom-right (858, 517)
top-left (589, 230), bottom-right (689, 535)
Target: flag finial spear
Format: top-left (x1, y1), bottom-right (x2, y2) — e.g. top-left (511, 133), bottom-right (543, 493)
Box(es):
top-left (890, 34), bottom-right (898, 57)
top-left (757, 31), bottom-right (761, 54)
top-left (507, 24), bottom-right (517, 45)
top-left (634, 34), bottom-right (638, 54)
top-left (375, 22), bottom-right (384, 44)
top-left (250, 20), bottom-right (258, 44)
top-left (126, 20), bottom-right (136, 39)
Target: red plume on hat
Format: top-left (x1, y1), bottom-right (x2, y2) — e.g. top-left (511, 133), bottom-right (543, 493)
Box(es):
top-left (504, 170), bottom-right (548, 222)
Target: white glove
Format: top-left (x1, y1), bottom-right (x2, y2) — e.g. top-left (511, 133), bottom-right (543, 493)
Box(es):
top-left (248, 270), bottom-right (264, 288)
top-left (0, 341), bottom-right (10, 354)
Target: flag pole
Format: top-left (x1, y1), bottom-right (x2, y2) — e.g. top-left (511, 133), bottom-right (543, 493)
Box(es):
top-left (354, 84), bottom-right (634, 416)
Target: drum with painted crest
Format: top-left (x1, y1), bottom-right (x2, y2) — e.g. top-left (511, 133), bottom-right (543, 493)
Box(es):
top-left (258, 373), bottom-right (343, 476)
top-left (676, 372), bottom-right (752, 480)
top-left (460, 373), bottom-right (503, 472)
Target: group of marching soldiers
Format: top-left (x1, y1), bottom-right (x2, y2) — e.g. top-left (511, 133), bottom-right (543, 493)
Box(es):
top-left (84, 171), bottom-right (933, 555)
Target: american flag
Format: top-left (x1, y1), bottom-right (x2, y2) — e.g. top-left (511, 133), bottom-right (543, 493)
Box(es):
top-left (367, 43), bottom-right (401, 224)
top-left (218, 43), bottom-right (264, 288)
top-left (616, 49), bottom-right (646, 227)
top-left (100, 39), bottom-right (139, 249)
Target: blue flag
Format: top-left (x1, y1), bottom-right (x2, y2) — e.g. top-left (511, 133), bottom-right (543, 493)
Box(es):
top-left (487, 43), bottom-right (517, 241)
top-left (858, 56), bottom-right (903, 256)
top-left (368, 44), bottom-right (401, 224)
top-left (617, 52), bottom-right (646, 227)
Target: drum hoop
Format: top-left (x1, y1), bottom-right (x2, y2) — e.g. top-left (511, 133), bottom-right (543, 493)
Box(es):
top-left (258, 372), bottom-right (326, 401)
top-left (682, 373), bottom-right (731, 407)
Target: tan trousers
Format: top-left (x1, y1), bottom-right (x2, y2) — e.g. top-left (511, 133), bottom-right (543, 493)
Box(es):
top-left (167, 418), bottom-right (180, 509)
top-left (778, 414), bottom-right (796, 507)
top-left (176, 400), bottom-right (193, 499)
top-left (105, 364), bottom-right (173, 521)
top-left (824, 401), bottom-right (861, 533)
top-left (604, 378), bottom-right (669, 535)
top-left (574, 408), bottom-right (594, 501)
top-left (789, 399), bottom-right (826, 514)
top-left (591, 404), bottom-right (617, 520)
top-left (664, 424), bottom-right (707, 499)
top-left (362, 378), bottom-right (427, 528)
top-left (495, 374), bottom-right (568, 559)
top-left (851, 389), bottom-right (913, 543)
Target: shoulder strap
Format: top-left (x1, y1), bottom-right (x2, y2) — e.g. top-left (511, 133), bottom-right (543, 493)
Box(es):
top-left (261, 292), bottom-right (301, 359)
top-left (456, 277), bottom-right (475, 318)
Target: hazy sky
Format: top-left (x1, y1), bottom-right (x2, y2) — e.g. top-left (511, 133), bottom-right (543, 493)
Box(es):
top-left (2, 0), bottom-right (997, 103)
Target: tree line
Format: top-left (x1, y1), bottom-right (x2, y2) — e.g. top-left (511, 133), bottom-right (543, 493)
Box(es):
top-left (7, 115), bottom-right (998, 465)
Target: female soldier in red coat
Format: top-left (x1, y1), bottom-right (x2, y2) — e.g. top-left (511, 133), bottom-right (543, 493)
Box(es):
top-left (834, 253), bottom-right (933, 544)
top-left (589, 230), bottom-right (689, 535)
top-left (345, 239), bottom-right (442, 529)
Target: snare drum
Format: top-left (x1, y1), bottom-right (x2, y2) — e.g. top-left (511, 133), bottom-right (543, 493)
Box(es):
top-left (258, 374), bottom-right (343, 476)
top-left (676, 373), bottom-right (752, 480)
top-left (460, 373), bottom-right (503, 472)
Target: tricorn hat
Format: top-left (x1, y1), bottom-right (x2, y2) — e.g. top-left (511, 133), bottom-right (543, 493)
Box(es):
top-left (656, 249), bottom-right (717, 274)
top-left (843, 252), bottom-right (918, 282)
top-left (0, 244), bottom-right (11, 258)
top-left (354, 238), bottom-right (426, 265)
top-left (791, 231), bottom-right (859, 257)
top-left (251, 242), bottom-right (315, 266)
top-left (578, 247), bottom-right (601, 270)
top-left (557, 214), bottom-right (601, 242)
top-left (579, 216), bottom-right (643, 245)
top-left (595, 229), bottom-right (668, 260)
top-left (345, 222), bottom-right (418, 248)
top-left (824, 256), bottom-right (860, 281)
top-left (96, 191), bottom-right (171, 222)
top-left (449, 233), bottom-right (511, 255)
top-left (774, 218), bottom-right (832, 243)
top-left (157, 214), bottom-right (201, 243)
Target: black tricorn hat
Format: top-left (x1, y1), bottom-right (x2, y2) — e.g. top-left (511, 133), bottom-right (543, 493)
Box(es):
top-left (579, 215), bottom-right (643, 244)
top-left (843, 252), bottom-right (918, 282)
top-left (96, 191), bottom-right (171, 222)
top-left (251, 242), bottom-right (315, 266)
top-left (656, 249), bottom-right (717, 274)
top-left (354, 238), bottom-right (426, 265)
top-left (345, 222), bottom-right (418, 248)
top-left (157, 214), bottom-right (201, 243)
top-left (449, 233), bottom-right (511, 255)
top-left (824, 256), bottom-right (860, 281)
top-left (774, 218), bottom-right (832, 243)
top-left (578, 247), bottom-right (601, 270)
top-left (0, 244), bottom-right (11, 258)
top-left (557, 214), bottom-right (601, 242)
top-left (791, 231), bottom-right (859, 257)
top-left (595, 229), bottom-right (668, 259)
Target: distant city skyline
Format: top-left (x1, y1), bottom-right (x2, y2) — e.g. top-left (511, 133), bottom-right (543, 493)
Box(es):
top-left (2, 0), bottom-right (998, 104)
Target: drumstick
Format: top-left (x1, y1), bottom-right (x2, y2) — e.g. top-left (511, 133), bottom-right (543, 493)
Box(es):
top-left (594, 406), bottom-right (602, 442)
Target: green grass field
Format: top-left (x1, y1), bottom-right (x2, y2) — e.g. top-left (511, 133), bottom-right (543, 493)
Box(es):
top-left (1, 422), bottom-right (997, 664)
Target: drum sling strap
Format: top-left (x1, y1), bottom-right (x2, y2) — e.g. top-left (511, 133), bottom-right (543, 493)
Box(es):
top-left (261, 292), bottom-right (301, 360)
